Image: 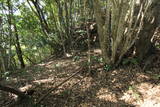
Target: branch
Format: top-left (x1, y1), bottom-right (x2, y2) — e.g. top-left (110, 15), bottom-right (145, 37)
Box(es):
top-left (0, 84), bottom-right (27, 98)
top-left (36, 67), bottom-right (83, 104)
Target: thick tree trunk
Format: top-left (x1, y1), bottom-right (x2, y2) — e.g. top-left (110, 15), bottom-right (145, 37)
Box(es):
top-left (136, 0), bottom-right (160, 61)
top-left (93, 0), bottom-right (111, 64)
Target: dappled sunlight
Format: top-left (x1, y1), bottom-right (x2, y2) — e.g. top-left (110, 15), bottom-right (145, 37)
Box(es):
top-left (120, 87), bottom-right (143, 105)
top-left (93, 48), bottom-right (102, 54)
top-left (137, 83), bottom-right (160, 106)
top-left (33, 78), bottom-right (55, 84)
top-left (2, 56), bottom-right (160, 106)
top-left (119, 81), bottom-right (160, 106)
top-left (136, 73), bottom-right (151, 82)
top-left (80, 77), bottom-right (93, 91)
top-left (27, 63), bottom-right (160, 106)
top-left (1, 46), bottom-right (159, 107)
top-left (96, 88), bottom-right (117, 102)
top-left (0, 0), bottom-right (160, 106)
top-left (140, 99), bottom-right (160, 107)
top-left (37, 63), bottom-right (46, 66)
top-left (120, 92), bottom-right (136, 104)
top-left (19, 84), bottom-right (32, 92)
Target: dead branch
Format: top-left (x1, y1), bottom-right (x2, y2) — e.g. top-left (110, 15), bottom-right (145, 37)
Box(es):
top-left (0, 84), bottom-right (27, 98)
top-left (36, 67), bottom-right (84, 104)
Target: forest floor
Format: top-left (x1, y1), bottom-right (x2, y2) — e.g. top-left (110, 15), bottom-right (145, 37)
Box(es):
top-left (0, 49), bottom-right (160, 107)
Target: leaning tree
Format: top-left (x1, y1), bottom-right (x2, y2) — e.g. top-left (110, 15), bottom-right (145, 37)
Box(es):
top-left (93, 0), bottom-right (160, 66)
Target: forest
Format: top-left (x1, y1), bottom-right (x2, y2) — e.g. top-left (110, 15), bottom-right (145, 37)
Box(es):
top-left (0, 0), bottom-right (160, 107)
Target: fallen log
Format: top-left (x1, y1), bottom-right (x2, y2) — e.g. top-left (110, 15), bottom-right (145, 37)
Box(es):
top-left (0, 84), bottom-right (27, 98)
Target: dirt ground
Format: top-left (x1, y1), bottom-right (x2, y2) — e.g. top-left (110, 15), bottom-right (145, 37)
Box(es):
top-left (0, 49), bottom-right (160, 107)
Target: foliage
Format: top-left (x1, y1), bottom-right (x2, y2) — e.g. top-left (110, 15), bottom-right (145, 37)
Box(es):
top-left (0, 0), bottom-right (90, 71)
top-left (103, 64), bottom-right (112, 71)
top-left (0, 0), bottom-right (159, 73)
top-left (122, 58), bottom-right (139, 65)
top-left (73, 56), bottom-right (81, 62)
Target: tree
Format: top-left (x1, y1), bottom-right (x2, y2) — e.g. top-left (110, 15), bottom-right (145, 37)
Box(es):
top-left (7, 0), bottom-right (25, 68)
top-left (135, 0), bottom-right (160, 61)
top-left (0, 16), bottom-right (7, 73)
top-left (93, 0), bottom-right (160, 66)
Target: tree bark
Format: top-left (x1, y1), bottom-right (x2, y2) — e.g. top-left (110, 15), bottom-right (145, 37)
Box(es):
top-left (93, 0), bottom-right (111, 64)
top-left (136, 0), bottom-right (160, 61)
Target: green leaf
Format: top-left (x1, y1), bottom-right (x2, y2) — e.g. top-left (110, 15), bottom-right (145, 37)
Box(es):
top-left (104, 64), bottom-right (112, 71)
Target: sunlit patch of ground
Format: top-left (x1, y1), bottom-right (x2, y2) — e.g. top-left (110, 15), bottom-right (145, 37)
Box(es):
top-left (137, 83), bottom-right (160, 107)
top-left (96, 88), bottom-right (117, 102)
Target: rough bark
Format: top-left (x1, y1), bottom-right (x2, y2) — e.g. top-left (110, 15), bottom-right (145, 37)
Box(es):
top-left (93, 0), bottom-right (111, 64)
top-left (136, 0), bottom-right (160, 61)
top-left (93, 0), bottom-right (160, 66)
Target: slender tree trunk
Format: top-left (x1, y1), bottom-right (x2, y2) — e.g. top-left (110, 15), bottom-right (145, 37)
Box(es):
top-left (0, 47), bottom-right (6, 73)
top-left (27, 0), bottom-right (50, 37)
top-left (56, 1), bottom-right (67, 55)
top-left (7, 0), bottom-right (12, 69)
top-left (30, 0), bottom-right (50, 34)
top-left (8, 0), bottom-right (25, 68)
top-left (0, 17), bottom-right (6, 73)
top-left (69, 0), bottom-right (74, 49)
top-left (13, 24), bottom-right (25, 68)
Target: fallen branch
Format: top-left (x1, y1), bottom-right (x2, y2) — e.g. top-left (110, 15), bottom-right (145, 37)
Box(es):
top-left (0, 84), bottom-right (27, 98)
top-left (36, 67), bottom-right (84, 104)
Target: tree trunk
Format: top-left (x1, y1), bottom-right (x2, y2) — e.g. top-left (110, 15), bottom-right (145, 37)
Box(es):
top-left (0, 17), bottom-right (6, 73)
top-left (7, 0), bottom-right (13, 69)
top-left (0, 47), bottom-right (6, 73)
top-left (13, 24), bottom-right (25, 68)
top-left (136, 0), bottom-right (160, 61)
top-left (9, 1), bottom-right (25, 68)
top-left (93, 0), bottom-right (111, 64)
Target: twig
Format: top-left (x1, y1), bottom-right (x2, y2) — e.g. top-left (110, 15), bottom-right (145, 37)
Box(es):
top-left (36, 67), bottom-right (83, 104)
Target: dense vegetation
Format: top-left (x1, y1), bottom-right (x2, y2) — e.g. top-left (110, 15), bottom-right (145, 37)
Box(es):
top-left (0, 0), bottom-right (160, 106)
